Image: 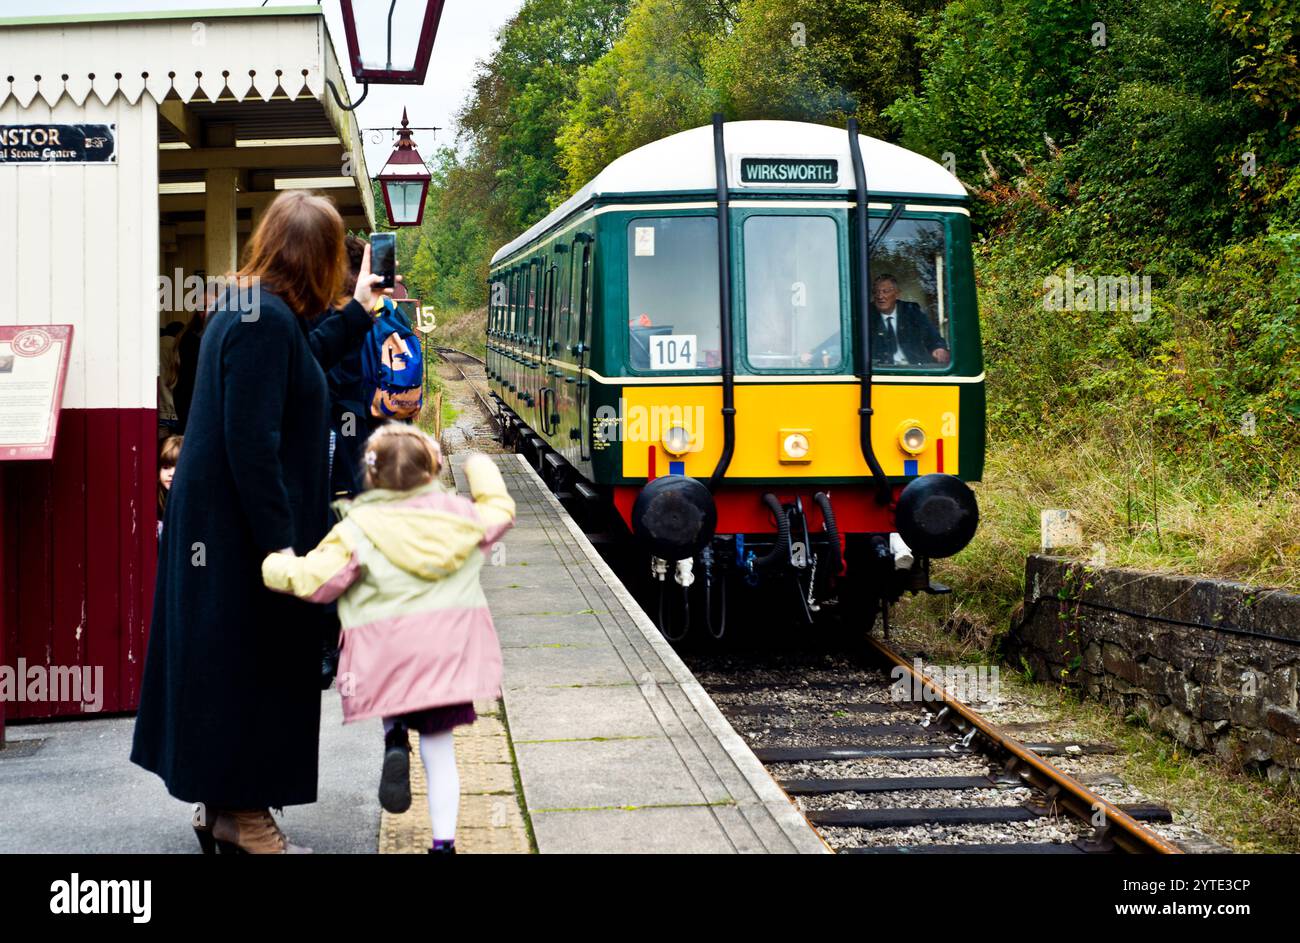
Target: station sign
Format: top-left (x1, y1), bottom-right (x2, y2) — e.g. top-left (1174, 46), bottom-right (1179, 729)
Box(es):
top-left (0, 124), bottom-right (116, 164)
top-left (0, 325), bottom-right (73, 460)
top-left (739, 157), bottom-right (838, 186)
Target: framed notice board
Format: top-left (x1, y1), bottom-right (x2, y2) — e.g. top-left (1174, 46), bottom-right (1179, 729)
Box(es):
top-left (0, 324), bottom-right (73, 460)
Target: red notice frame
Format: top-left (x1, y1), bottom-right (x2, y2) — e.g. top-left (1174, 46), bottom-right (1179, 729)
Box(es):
top-left (0, 324), bottom-right (73, 461)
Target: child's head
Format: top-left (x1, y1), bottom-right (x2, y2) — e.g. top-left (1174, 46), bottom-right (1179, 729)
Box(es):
top-left (158, 435), bottom-right (183, 514)
top-left (362, 423), bottom-right (442, 492)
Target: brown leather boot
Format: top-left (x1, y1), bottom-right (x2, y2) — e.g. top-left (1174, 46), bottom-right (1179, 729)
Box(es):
top-left (211, 809), bottom-right (312, 854)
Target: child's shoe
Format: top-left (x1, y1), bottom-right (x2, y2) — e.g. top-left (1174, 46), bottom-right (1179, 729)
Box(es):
top-left (379, 724), bottom-right (412, 813)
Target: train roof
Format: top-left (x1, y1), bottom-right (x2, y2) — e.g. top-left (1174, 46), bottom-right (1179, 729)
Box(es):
top-left (491, 120), bottom-right (967, 265)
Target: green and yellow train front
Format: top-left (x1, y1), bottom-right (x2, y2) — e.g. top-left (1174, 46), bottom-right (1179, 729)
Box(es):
top-left (487, 164), bottom-right (983, 613)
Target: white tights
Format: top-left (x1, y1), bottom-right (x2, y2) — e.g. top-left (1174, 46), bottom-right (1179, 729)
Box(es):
top-left (418, 730), bottom-right (459, 842)
top-left (381, 720), bottom-right (461, 842)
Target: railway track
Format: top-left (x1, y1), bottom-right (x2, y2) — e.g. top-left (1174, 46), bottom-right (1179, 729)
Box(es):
top-left (432, 345), bottom-right (499, 436)
top-left (692, 639), bottom-right (1190, 855)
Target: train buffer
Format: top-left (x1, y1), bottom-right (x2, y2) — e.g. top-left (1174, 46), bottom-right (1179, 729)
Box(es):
top-left (452, 453), bottom-right (827, 854)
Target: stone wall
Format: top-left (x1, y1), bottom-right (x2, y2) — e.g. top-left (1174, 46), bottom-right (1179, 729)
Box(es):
top-left (1007, 555), bottom-right (1300, 784)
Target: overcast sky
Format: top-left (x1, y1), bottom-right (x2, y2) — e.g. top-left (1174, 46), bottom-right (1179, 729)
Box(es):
top-left (26, 0), bottom-right (526, 171)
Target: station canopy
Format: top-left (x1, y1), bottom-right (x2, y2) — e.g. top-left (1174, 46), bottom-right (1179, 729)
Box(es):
top-left (0, 5), bottom-right (375, 231)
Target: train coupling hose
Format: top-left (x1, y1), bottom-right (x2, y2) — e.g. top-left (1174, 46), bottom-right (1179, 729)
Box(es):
top-left (751, 493), bottom-right (791, 575)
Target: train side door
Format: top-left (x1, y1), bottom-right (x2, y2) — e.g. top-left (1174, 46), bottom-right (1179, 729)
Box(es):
top-left (536, 261), bottom-right (556, 436)
top-left (512, 265), bottom-right (522, 400)
top-left (525, 260), bottom-right (538, 408)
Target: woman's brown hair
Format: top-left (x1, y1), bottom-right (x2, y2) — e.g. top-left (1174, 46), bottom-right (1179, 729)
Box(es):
top-left (362, 424), bottom-right (442, 492)
top-left (237, 191), bottom-right (348, 318)
top-left (158, 435), bottom-right (183, 516)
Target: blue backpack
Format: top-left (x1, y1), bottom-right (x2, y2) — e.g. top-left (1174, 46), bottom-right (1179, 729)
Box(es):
top-left (360, 298), bottom-right (424, 421)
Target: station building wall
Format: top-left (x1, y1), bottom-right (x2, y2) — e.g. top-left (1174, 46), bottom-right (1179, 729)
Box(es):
top-left (0, 93), bottom-right (160, 719)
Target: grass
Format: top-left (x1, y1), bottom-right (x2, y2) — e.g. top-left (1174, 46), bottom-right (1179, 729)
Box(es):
top-left (430, 306), bottom-right (487, 360)
top-left (908, 428), bottom-right (1300, 651)
top-left (441, 396), bottom-right (460, 430)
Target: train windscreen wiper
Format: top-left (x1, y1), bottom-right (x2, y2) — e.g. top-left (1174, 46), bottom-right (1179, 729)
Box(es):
top-left (869, 203), bottom-right (905, 255)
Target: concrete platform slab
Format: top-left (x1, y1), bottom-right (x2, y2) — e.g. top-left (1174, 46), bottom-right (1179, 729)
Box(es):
top-left (530, 805), bottom-right (744, 854)
top-left (453, 453), bottom-right (827, 855)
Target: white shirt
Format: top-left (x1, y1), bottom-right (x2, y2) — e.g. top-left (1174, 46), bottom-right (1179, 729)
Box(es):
top-left (879, 307), bottom-right (907, 364)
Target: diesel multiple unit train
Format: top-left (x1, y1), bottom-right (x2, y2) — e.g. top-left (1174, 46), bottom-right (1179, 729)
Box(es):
top-left (485, 118), bottom-right (982, 639)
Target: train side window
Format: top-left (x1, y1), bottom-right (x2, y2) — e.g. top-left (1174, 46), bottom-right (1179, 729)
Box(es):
top-left (514, 267), bottom-right (524, 337)
top-left (515, 267), bottom-right (524, 336)
top-left (568, 239), bottom-right (584, 352)
top-left (505, 269), bottom-right (514, 335)
top-left (512, 267), bottom-right (521, 337)
top-left (543, 263), bottom-right (556, 353)
top-left (490, 277), bottom-right (500, 335)
top-left (866, 216), bottom-right (952, 370)
top-left (526, 262), bottom-right (538, 341)
top-left (581, 241), bottom-right (593, 352)
top-left (742, 215), bottom-right (842, 371)
top-left (555, 251), bottom-right (570, 356)
top-left (626, 216), bottom-right (719, 372)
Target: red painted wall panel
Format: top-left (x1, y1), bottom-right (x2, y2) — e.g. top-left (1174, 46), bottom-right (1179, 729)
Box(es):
top-left (1, 408), bottom-right (157, 723)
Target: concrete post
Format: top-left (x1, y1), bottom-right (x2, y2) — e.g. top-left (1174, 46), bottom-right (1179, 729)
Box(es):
top-left (204, 167), bottom-right (239, 277)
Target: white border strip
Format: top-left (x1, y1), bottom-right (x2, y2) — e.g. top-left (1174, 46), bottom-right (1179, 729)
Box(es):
top-left (577, 368), bottom-right (986, 386)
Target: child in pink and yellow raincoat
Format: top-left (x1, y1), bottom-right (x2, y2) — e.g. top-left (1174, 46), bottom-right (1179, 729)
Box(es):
top-left (263, 424), bottom-right (514, 854)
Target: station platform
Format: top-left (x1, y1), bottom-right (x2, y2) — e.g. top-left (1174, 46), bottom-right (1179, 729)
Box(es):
top-left (452, 453), bottom-right (827, 854)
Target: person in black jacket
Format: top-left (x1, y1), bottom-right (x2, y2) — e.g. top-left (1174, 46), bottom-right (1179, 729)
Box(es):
top-left (131, 191), bottom-right (388, 854)
top-left (800, 274), bottom-right (950, 368)
top-left (324, 235), bottom-right (372, 499)
top-left (869, 274), bottom-right (949, 366)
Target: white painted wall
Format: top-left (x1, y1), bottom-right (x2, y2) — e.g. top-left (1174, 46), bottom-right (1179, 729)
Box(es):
top-left (0, 94), bottom-right (159, 411)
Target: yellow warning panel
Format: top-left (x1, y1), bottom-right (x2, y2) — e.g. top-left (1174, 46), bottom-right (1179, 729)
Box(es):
top-left (618, 382), bottom-right (960, 479)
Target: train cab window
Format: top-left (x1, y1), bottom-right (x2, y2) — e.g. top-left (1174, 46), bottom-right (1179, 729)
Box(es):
top-left (626, 217), bottom-right (719, 371)
top-left (742, 215), bottom-right (842, 371)
top-left (866, 217), bottom-right (951, 369)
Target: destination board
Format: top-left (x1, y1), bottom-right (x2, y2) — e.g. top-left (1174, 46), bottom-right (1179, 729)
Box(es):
top-left (739, 157), bottom-right (838, 185)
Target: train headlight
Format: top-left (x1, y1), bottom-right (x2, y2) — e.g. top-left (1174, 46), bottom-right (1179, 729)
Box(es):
top-left (779, 429), bottom-right (812, 464)
top-left (897, 420), bottom-right (927, 455)
top-left (662, 425), bottom-right (693, 456)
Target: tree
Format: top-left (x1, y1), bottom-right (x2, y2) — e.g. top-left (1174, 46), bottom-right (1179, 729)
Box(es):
top-left (555, 0), bottom-right (736, 189)
top-left (706, 0), bottom-right (944, 133)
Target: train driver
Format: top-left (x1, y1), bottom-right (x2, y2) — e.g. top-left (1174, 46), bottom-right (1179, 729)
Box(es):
top-left (800, 275), bottom-right (949, 367)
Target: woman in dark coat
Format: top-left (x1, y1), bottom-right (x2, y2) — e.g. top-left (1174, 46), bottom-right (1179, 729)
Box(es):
top-left (131, 191), bottom-right (385, 854)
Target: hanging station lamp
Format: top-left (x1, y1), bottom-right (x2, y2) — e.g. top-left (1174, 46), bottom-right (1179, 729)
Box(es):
top-left (338, 1), bottom-right (446, 86)
top-left (375, 109), bottom-right (432, 227)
